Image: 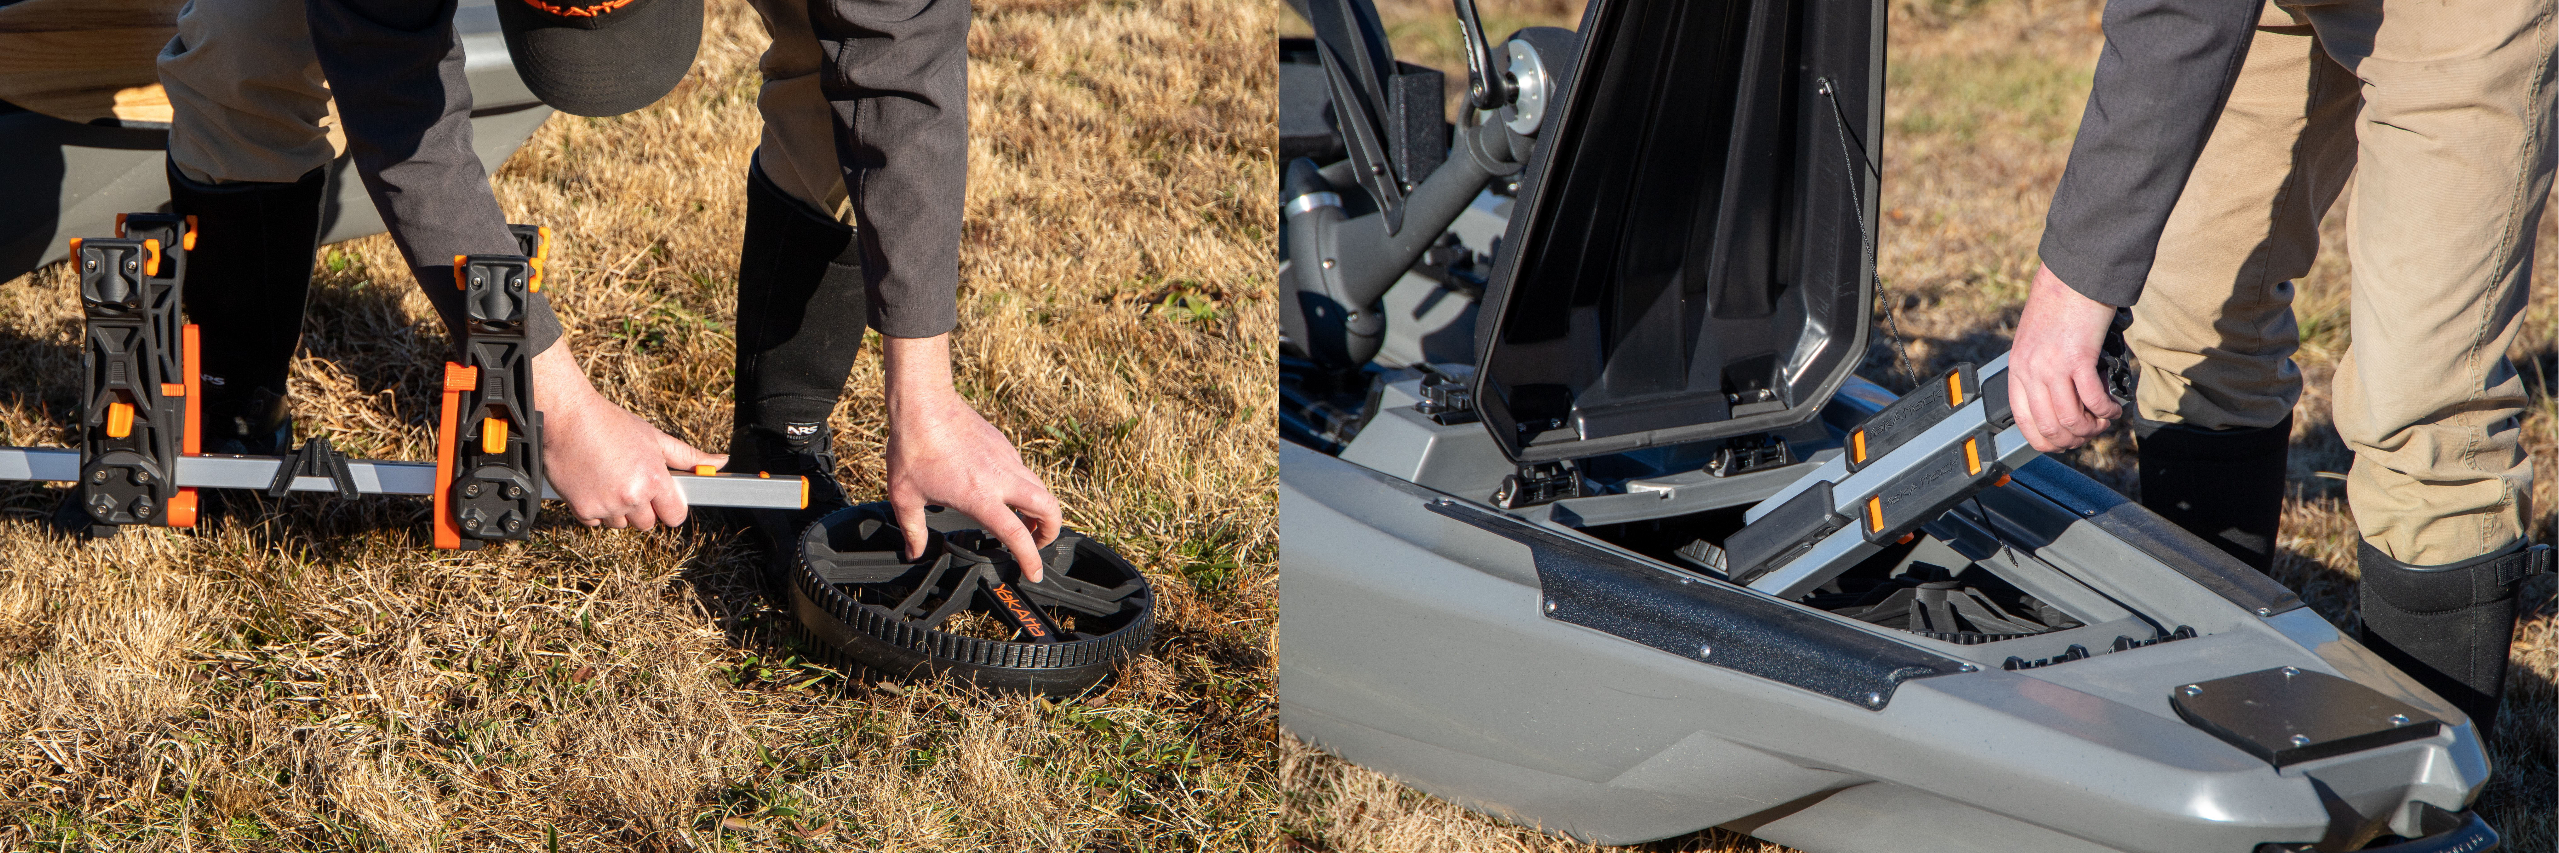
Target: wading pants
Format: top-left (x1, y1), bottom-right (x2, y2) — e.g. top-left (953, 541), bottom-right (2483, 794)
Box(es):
top-left (2128, 0), bottom-right (2554, 565)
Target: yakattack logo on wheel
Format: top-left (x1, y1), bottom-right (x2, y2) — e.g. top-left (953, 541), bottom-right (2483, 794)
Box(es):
top-left (989, 583), bottom-right (1049, 638)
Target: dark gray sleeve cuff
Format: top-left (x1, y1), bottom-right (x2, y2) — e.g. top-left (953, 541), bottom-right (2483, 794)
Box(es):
top-left (811, 0), bottom-right (971, 341)
top-left (867, 299), bottom-right (958, 339)
top-left (2038, 0), bottom-right (2259, 307)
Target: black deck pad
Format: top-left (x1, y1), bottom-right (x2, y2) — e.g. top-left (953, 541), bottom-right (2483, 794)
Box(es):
top-left (2169, 667), bottom-right (2444, 768)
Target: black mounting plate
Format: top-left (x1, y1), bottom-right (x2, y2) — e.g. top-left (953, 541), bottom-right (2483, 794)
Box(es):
top-left (2170, 667), bottom-right (2444, 768)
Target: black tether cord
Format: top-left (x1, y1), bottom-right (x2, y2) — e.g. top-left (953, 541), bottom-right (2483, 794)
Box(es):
top-left (1818, 76), bottom-right (1919, 390)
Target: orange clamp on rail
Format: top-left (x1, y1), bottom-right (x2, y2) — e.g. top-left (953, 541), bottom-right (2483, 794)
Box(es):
top-left (181, 325), bottom-right (201, 454)
top-left (182, 215), bottom-right (198, 251)
top-left (141, 239), bottom-right (161, 277)
top-left (1848, 429), bottom-right (1868, 466)
top-left (170, 324), bottom-right (201, 528)
top-left (1946, 370), bottom-right (1967, 407)
top-left (692, 464), bottom-right (716, 476)
top-left (432, 363), bottom-right (481, 549)
top-left (113, 213), bottom-right (126, 237)
top-left (165, 488), bottom-right (197, 528)
top-left (1864, 495), bottom-right (1885, 534)
top-left (1962, 436), bottom-right (1983, 476)
top-left (482, 417), bottom-right (508, 455)
top-left (453, 256), bottom-right (470, 290)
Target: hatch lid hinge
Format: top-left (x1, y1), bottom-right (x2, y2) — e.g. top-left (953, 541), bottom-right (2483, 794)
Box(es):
top-left (1494, 459), bottom-right (1583, 509)
top-left (1705, 433), bottom-right (1792, 478)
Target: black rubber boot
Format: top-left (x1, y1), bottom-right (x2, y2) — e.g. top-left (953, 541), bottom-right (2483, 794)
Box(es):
top-left (2357, 540), bottom-right (2553, 738)
top-left (720, 158), bottom-right (868, 585)
top-left (2134, 415), bottom-right (2291, 573)
top-left (166, 161), bottom-right (326, 457)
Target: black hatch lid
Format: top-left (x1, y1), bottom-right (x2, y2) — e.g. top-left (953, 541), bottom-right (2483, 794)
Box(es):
top-left (1470, 0), bottom-right (1885, 463)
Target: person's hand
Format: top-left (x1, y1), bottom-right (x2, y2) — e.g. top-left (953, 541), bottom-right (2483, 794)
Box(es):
top-left (2008, 263), bottom-right (2125, 453)
top-left (882, 334), bottom-right (1063, 581)
top-left (531, 344), bottom-right (725, 529)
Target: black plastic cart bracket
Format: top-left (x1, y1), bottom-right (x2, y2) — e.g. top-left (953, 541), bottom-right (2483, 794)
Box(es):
top-left (71, 216), bottom-right (199, 536)
top-left (265, 436), bottom-right (359, 499)
top-left (433, 251), bottom-right (543, 549)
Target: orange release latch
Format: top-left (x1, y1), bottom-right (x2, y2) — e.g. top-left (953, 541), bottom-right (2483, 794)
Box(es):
top-left (432, 362), bottom-right (481, 550)
top-left (167, 324), bottom-right (202, 528)
top-left (105, 399), bottom-right (134, 438)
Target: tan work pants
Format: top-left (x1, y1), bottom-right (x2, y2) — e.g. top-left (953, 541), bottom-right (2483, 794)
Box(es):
top-left (158, 0), bottom-right (343, 184)
top-left (748, 0), bottom-right (857, 225)
top-left (161, 0), bottom-right (846, 220)
top-left (2129, 0), bottom-right (2556, 565)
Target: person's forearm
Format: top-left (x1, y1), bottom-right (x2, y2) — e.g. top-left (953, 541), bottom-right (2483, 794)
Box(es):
top-left (883, 333), bottom-right (960, 415)
top-left (530, 341), bottom-right (604, 416)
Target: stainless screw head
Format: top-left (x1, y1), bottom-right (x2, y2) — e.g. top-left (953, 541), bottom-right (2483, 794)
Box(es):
top-left (2279, 666), bottom-right (2300, 678)
top-left (130, 470), bottom-right (150, 485)
top-left (462, 484), bottom-right (482, 499)
top-left (1320, 258), bottom-right (1336, 269)
top-left (2288, 734), bottom-right (2311, 747)
top-left (505, 484), bottom-right (525, 500)
top-left (1958, 663), bottom-right (1979, 673)
top-left (1541, 599), bottom-right (1556, 614)
top-left (2389, 714), bottom-right (2411, 726)
top-left (92, 470), bottom-right (110, 483)
top-left (2256, 607), bottom-right (2274, 616)
top-left (1865, 692), bottom-right (1886, 707)
top-left (505, 517), bottom-right (522, 532)
top-left (2181, 685), bottom-right (2202, 696)
top-left (1697, 644), bottom-right (1712, 658)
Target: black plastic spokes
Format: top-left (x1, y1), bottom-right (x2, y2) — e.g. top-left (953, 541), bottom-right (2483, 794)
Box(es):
top-left (805, 518), bottom-right (1148, 644)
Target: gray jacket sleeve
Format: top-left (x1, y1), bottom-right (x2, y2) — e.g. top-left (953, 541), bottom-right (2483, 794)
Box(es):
top-left (2037, 0), bottom-right (2259, 307)
top-left (810, 0), bottom-right (969, 339)
top-left (303, 0), bottom-right (566, 355)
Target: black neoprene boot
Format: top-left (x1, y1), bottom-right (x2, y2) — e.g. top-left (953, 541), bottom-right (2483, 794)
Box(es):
top-left (2134, 415), bottom-right (2292, 573)
top-left (721, 158), bottom-right (868, 582)
top-left (2357, 540), bottom-right (2553, 738)
top-left (166, 161), bottom-right (326, 456)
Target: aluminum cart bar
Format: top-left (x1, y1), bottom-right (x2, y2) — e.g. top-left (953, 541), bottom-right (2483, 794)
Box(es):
top-left (6, 217), bottom-right (806, 546)
top-left (1726, 315), bottom-right (2135, 599)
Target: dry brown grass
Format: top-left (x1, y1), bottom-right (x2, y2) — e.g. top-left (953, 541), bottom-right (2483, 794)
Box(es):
top-left (1276, 0), bottom-right (2556, 850)
top-left (0, 0), bottom-right (1275, 848)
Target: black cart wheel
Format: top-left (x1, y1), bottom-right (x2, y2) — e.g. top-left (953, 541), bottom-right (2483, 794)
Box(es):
top-left (785, 503), bottom-right (1154, 694)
